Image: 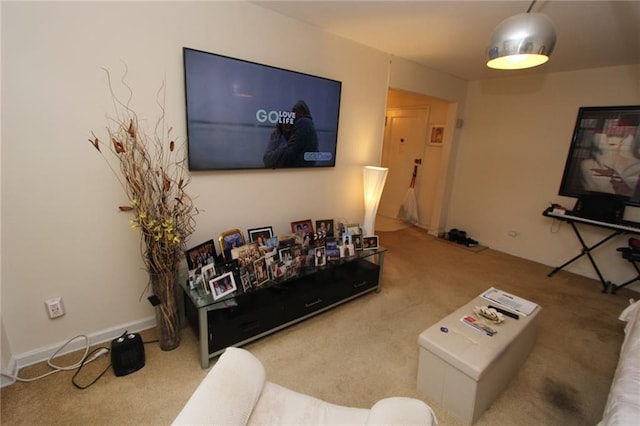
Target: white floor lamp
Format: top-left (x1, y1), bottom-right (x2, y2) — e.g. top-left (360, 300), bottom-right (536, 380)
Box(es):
top-left (363, 166), bottom-right (389, 236)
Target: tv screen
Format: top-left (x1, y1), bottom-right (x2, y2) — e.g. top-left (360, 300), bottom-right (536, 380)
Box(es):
top-left (558, 105), bottom-right (640, 207)
top-left (183, 47), bottom-right (342, 170)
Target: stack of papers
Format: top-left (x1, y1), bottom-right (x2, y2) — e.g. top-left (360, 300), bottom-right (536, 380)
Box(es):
top-left (481, 287), bottom-right (538, 316)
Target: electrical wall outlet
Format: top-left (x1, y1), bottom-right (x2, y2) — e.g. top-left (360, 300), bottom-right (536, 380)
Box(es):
top-left (45, 297), bottom-right (65, 319)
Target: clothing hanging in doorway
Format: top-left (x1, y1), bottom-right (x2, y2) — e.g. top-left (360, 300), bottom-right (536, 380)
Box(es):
top-left (398, 164), bottom-right (419, 224)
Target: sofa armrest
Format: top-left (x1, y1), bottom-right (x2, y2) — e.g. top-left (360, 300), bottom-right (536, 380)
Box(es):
top-left (366, 397), bottom-right (438, 425)
top-left (173, 347), bottom-right (266, 425)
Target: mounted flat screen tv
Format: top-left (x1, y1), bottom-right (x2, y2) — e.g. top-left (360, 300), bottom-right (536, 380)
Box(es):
top-left (183, 47), bottom-right (342, 171)
top-left (558, 105), bottom-right (640, 219)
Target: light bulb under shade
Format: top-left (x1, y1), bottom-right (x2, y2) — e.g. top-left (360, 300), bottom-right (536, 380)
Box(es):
top-left (486, 12), bottom-right (556, 70)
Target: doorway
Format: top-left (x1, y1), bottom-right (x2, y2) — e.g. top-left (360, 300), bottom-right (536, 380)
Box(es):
top-left (378, 89), bottom-right (453, 233)
top-left (379, 107), bottom-right (429, 221)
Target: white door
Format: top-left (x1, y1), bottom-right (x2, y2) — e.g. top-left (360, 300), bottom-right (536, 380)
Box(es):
top-left (378, 107), bottom-right (429, 220)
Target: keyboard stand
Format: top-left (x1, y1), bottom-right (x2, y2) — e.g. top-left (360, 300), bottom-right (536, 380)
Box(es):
top-left (543, 207), bottom-right (640, 293)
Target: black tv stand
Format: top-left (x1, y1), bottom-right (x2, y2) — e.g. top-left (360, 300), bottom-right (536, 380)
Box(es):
top-left (543, 207), bottom-right (640, 293)
top-left (181, 248), bottom-right (386, 368)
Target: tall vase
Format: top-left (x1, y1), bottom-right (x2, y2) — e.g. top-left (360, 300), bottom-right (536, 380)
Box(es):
top-left (149, 269), bottom-right (181, 351)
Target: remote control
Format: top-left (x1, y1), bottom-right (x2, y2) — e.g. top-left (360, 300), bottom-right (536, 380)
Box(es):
top-left (488, 305), bottom-right (519, 320)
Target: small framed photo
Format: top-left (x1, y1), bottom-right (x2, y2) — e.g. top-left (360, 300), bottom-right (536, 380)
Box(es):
top-left (185, 239), bottom-right (216, 271)
top-left (231, 241), bottom-right (260, 268)
top-left (315, 219), bottom-right (334, 237)
top-left (279, 246), bottom-right (293, 263)
top-left (340, 243), bottom-right (355, 258)
top-left (201, 263), bottom-right (217, 294)
top-left (291, 219), bottom-right (314, 238)
top-left (429, 124), bottom-right (445, 146)
top-left (219, 229), bottom-right (245, 261)
top-left (209, 271), bottom-right (237, 300)
top-left (325, 237), bottom-right (340, 261)
top-left (247, 226), bottom-right (274, 246)
top-left (352, 234), bottom-right (363, 251)
top-left (342, 232), bottom-right (353, 246)
top-left (314, 246), bottom-right (326, 266)
top-left (253, 256), bottom-right (270, 287)
top-left (363, 235), bottom-right (379, 249)
top-left (335, 219), bottom-right (348, 237)
top-left (346, 223), bottom-right (362, 236)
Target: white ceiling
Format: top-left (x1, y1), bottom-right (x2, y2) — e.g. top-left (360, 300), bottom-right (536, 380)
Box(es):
top-left (252, 1), bottom-right (640, 81)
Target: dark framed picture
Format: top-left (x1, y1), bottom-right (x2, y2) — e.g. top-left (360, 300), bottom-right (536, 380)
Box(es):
top-left (315, 219), bottom-right (334, 237)
top-left (185, 239), bottom-right (216, 271)
top-left (291, 219), bottom-right (314, 239)
top-left (219, 229), bottom-right (245, 261)
top-left (247, 226), bottom-right (274, 246)
top-left (352, 234), bottom-right (363, 251)
top-left (363, 235), bottom-right (379, 249)
top-left (325, 237), bottom-right (340, 261)
top-left (209, 271), bottom-right (237, 300)
top-left (253, 256), bottom-right (269, 287)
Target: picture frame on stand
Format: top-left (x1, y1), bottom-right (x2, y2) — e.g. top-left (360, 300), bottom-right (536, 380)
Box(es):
top-left (363, 235), bottom-right (379, 249)
top-left (185, 239), bottom-right (216, 271)
top-left (219, 229), bottom-right (245, 261)
top-left (347, 223), bottom-right (362, 236)
top-left (209, 271), bottom-right (237, 300)
top-left (253, 256), bottom-right (269, 287)
top-left (315, 219), bottom-right (335, 237)
top-left (201, 263), bottom-right (217, 295)
top-left (291, 219), bottom-right (314, 240)
top-left (247, 226), bottom-right (274, 246)
top-left (352, 234), bottom-right (363, 251)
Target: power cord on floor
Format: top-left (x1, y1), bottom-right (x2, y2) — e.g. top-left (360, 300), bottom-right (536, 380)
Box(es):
top-left (1, 332), bottom-right (155, 389)
top-left (0, 335), bottom-right (111, 384)
top-left (71, 346), bottom-right (111, 389)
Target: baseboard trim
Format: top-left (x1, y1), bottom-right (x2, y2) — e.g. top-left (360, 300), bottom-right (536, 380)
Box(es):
top-left (3, 315), bottom-right (156, 387)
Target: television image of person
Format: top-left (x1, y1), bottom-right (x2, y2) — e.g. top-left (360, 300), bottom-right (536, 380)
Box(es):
top-left (263, 100), bottom-right (319, 168)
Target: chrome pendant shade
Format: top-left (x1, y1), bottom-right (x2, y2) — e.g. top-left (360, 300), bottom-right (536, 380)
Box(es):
top-left (486, 6), bottom-right (556, 70)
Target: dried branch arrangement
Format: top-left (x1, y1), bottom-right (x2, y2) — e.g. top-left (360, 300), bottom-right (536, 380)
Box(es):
top-left (89, 69), bottom-right (198, 276)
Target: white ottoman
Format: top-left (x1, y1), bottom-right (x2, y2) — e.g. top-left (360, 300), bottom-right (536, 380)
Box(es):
top-left (417, 293), bottom-right (540, 425)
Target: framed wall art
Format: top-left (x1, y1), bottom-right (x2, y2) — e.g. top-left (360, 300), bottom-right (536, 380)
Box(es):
top-left (429, 125), bottom-right (444, 146)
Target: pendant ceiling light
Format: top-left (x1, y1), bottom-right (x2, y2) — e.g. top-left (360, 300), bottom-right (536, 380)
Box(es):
top-left (486, 0), bottom-right (556, 70)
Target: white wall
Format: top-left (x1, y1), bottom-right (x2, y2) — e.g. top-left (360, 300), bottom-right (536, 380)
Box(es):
top-left (1, 2), bottom-right (391, 361)
top-left (449, 65), bottom-right (640, 286)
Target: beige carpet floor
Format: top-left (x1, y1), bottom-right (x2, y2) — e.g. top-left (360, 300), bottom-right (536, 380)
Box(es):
top-left (1, 226), bottom-right (634, 425)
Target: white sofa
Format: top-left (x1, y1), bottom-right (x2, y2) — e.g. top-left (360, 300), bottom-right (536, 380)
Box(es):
top-left (598, 299), bottom-right (640, 425)
top-left (173, 347), bottom-right (438, 425)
